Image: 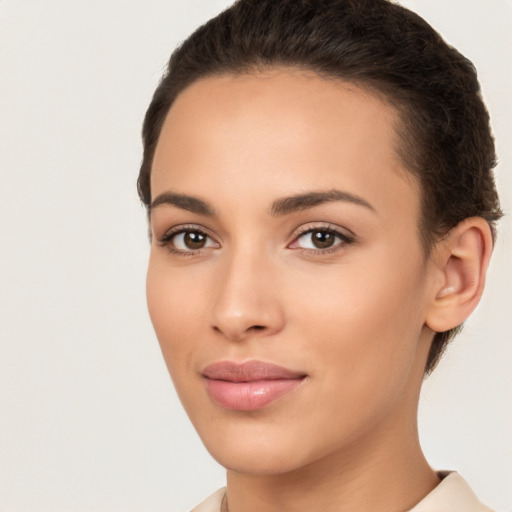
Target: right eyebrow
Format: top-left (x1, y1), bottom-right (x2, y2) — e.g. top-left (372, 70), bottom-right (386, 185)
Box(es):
top-left (149, 191), bottom-right (216, 217)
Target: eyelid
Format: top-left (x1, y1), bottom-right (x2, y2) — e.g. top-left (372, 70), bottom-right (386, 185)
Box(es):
top-left (288, 223), bottom-right (356, 252)
top-left (157, 224), bottom-right (220, 255)
top-left (292, 222), bottom-right (355, 239)
top-left (156, 222), bottom-right (355, 256)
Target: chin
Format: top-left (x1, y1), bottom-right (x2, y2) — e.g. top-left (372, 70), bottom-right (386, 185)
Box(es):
top-left (193, 419), bottom-right (302, 475)
top-left (196, 417), bottom-right (334, 477)
top-left (210, 445), bottom-right (305, 476)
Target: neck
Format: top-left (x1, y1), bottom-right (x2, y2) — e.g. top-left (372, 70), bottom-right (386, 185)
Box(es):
top-left (224, 341), bottom-right (439, 512)
top-left (223, 331), bottom-right (438, 512)
top-left (224, 421), bottom-right (438, 512)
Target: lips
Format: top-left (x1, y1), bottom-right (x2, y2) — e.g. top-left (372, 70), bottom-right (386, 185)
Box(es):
top-left (202, 360), bottom-right (307, 411)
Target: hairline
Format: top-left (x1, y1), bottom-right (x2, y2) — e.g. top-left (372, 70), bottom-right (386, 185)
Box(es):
top-left (146, 64), bottom-right (433, 256)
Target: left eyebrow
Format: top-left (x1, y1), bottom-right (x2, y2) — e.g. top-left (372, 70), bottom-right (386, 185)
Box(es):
top-left (270, 189), bottom-right (376, 216)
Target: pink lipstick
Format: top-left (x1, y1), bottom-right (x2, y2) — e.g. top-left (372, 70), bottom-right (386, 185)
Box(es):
top-left (202, 360), bottom-right (306, 411)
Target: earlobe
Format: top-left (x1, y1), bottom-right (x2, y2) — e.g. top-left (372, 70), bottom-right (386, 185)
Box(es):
top-left (426, 217), bottom-right (493, 333)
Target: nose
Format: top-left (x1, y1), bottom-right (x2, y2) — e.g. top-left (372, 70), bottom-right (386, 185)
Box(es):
top-left (210, 248), bottom-right (285, 342)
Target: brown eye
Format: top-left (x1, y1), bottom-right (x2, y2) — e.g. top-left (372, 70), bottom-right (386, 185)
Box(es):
top-left (290, 226), bottom-right (354, 252)
top-left (310, 230), bottom-right (336, 249)
top-left (161, 228), bottom-right (219, 253)
top-left (183, 231), bottom-right (207, 249)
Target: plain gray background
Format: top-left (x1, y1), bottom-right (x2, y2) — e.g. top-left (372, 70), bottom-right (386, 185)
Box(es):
top-left (0, 1), bottom-right (510, 511)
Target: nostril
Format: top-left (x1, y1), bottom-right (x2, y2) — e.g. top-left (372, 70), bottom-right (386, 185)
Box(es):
top-left (211, 324), bottom-right (265, 336)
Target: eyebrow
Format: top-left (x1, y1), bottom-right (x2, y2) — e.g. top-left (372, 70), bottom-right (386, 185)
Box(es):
top-left (270, 189), bottom-right (375, 216)
top-left (150, 192), bottom-right (216, 216)
top-left (149, 188), bottom-right (375, 217)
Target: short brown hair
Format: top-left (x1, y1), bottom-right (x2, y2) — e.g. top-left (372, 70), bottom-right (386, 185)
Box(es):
top-left (138, 0), bottom-right (502, 374)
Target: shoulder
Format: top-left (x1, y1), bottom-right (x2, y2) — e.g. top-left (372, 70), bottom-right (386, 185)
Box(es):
top-left (189, 488), bottom-right (225, 512)
top-left (409, 472), bottom-right (495, 512)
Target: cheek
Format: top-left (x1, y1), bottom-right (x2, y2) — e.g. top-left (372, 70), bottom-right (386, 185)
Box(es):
top-left (291, 254), bottom-right (426, 344)
top-left (288, 254), bottom-right (428, 412)
top-left (146, 255), bottom-right (206, 378)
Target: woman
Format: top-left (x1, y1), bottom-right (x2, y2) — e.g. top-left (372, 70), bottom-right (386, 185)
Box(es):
top-left (138, 1), bottom-right (502, 510)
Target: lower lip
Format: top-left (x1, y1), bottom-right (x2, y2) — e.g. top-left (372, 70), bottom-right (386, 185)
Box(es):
top-left (204, 378), bottom-right (304, 411)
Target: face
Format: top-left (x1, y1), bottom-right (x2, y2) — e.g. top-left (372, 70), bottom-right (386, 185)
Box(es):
top-left (147, 69), bottom-right (437, 476)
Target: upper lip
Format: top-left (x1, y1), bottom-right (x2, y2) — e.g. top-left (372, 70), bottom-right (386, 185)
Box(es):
top-left (202, 360), bottom-right (307, 382)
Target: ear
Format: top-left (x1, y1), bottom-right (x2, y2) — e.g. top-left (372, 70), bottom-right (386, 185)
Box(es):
top-left (425, 217), bottom-right (494, 333)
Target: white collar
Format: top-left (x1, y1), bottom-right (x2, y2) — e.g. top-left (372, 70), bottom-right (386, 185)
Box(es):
top-left (190, 472), bottom-right (494, 512)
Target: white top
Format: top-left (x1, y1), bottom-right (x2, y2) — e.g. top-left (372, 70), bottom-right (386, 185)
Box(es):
top-left (190, 472), bottom-right (494, 512)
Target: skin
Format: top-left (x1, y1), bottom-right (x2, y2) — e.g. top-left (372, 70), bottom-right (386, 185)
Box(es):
top-left (146, 68), bottom-right (477, 511)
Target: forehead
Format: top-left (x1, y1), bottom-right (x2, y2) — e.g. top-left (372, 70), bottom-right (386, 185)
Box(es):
top-left (151, 68), bottom-right (421, 227)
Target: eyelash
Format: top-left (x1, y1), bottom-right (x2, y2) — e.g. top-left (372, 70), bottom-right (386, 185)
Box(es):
top-left (157, 223), bottom-right (355, 257)
top-left (157, 224), bottom-right (217, 257)
top-left (290, 224), bottom-right (355, 254)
